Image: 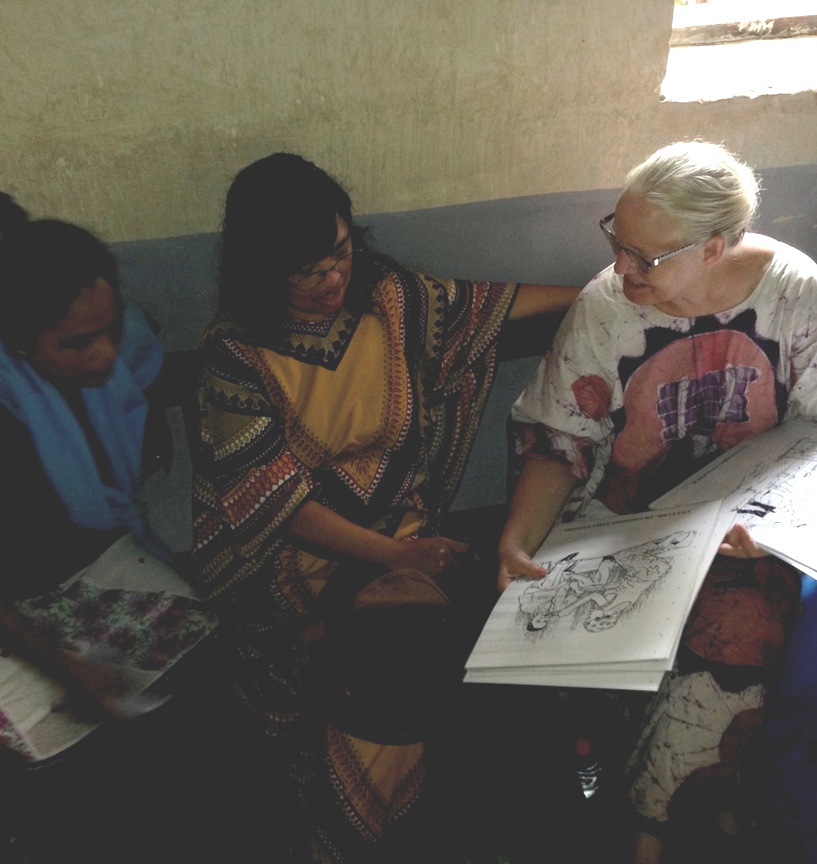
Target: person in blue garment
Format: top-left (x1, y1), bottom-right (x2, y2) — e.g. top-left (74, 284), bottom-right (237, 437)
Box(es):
top-left (0, 216), bottom-right (208, 718)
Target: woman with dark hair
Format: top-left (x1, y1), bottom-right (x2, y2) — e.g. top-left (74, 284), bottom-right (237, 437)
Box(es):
top-left (0, 220), bottom-right (154, 590)
top-left (191, 152), bottom-right (580, 860)
top-left (0, 218), bottom-right (215, 740)
top-left (0, 220), bottom-right (157, 594)
top-left (217, 151), bottom-right (372, 327)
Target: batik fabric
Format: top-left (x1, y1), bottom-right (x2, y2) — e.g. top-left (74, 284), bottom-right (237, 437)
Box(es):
top-left (191, 258), bottom-right (517, 857)
top-left (511, 239), bottom-right (817, 831)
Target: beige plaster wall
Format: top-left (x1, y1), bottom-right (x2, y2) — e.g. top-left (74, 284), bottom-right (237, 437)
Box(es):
top-left (2, 0), bottom-right (816, 242)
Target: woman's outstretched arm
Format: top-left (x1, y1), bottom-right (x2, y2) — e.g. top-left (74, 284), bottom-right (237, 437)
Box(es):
top-left (287, 499), bottom-right (469, 579)
top-left (497, 456), bottom-right (577, 591)
top-left (508, 283), bottom-right (581, 320)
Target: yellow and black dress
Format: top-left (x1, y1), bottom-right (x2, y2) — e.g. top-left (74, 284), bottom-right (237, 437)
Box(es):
top-left (192, 257), bottom-right (517, 859)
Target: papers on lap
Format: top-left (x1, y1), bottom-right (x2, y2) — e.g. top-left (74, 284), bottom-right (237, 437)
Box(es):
top-left (0, 535), bottom-right (218, 763)
top-left (653, 418), bottom-right (817, 580)
top-left (467, 419), bottom-right (817, 692)
top-left (465, 502), bottom-right (723, 691)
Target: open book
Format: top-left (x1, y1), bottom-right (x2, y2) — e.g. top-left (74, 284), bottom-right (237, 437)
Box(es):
top-left (464, 501), bottom-right (723, 691)
top-left (466, 419), bottom-right (817, 692)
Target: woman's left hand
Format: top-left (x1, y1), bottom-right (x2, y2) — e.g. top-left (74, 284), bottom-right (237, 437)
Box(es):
top-left (718, 523), bottom-right (767, 558)
top-left (387, 536), bottom-right (470, 579)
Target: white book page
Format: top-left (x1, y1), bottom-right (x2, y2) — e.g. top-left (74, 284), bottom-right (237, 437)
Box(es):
top-left (653, 419), bottom-right (817, 574)
top-left (466, 501), bottom-right (722, 676)
top-left (752, 527), bottom-right (817, 581)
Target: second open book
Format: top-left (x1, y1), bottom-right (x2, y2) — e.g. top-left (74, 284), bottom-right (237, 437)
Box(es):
top-left (465, 418), bottom-right (817, 691)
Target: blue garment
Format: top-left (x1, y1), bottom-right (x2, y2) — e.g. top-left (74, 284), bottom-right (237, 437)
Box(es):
top-left (0, 303), bottom-right (163, 542)
top-left (765, 574), bottom-right (817, 861)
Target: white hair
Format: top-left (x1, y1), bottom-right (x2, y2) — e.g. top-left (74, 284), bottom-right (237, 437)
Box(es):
top-left (623, 140), bottom-right (760, 247)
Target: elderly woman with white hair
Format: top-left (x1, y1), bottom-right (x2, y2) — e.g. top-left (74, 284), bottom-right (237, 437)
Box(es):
top-left (498, 140), bottom-right (817, 860)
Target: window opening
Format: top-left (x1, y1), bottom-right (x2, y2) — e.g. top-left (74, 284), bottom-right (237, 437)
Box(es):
top-left (661, 0), bottom-right (817, 103)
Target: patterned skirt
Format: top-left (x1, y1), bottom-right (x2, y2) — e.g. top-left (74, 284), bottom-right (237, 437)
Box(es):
top-left (625, 554), bottom-right (801, 839)
top-left (224, 565), bottom-right (477, 862)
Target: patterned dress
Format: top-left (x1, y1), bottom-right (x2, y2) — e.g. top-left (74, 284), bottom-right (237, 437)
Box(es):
top-left (191, 257), bottom-right (517, 858)
top-left (511, 240), bottom-right (817, 834)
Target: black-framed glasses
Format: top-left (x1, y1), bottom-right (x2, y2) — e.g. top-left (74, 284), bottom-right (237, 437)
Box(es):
top-left (599, 213), bottom-right (702, 273)
top-left (289, 242), bottom-right (356, 292)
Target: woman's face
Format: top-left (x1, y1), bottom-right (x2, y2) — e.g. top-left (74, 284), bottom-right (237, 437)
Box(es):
top-left (29, 278), bottom-right (123, 388)
top-left (286, 218), bottom-right (353, 322)
top-left (610, 193), bottom-right (706, 316)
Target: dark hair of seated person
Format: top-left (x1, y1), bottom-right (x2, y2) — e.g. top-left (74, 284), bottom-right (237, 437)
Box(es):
top-left (0, 219), bottom-right (120, 355)
top-left (217, 152), bottom-right (381, 337)
top-left (0, 192), bottom-right (29, 241)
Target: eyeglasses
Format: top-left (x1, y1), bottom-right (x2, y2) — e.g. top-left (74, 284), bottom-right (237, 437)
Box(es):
top-left (289, 241), bottom-right (355, 292)
top-left (599, 213), bottom-right (702, 273)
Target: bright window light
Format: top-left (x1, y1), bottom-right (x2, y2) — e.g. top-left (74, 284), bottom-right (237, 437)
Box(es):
top-left (661, 0), bottom-right (817, 103)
